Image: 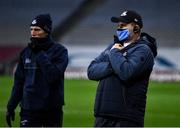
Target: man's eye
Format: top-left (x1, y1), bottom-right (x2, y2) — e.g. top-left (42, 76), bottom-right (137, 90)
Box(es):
top-left (31, 28), bottom-right (40, 31)
top-left (34, 29), bottom-right (40, 31)
top-left (121, 24), bottom-right (126, 27)
top-left (118, 24), bottom-right (126, 29)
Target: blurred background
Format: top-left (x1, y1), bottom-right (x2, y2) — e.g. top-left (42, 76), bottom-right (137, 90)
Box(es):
top-left (0, 0), bottom-right (180, 81)
top-left (0, 0), bottom-right (180, 127)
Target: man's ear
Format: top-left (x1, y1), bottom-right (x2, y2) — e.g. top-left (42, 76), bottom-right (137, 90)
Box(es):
top-left (133, 25), bottom-right (140, 33)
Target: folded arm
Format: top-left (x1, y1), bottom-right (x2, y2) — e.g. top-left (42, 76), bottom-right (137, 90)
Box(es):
top-left (108, 45), bottom-right (154, 81)
top-left (87, 45), bottom-right (114, 81)
top-left (36, 48), bottom-right (68, 84)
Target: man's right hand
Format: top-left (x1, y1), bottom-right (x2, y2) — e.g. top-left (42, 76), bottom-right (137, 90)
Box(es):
top-left (6, 110), bottom-right (15, 127)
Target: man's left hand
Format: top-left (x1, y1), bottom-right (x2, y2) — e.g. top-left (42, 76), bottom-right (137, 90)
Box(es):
top-left (6, 109), bottom-right (15, 127)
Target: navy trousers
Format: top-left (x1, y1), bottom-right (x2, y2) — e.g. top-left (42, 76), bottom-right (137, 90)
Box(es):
top-left (94, 116), bottom-right (142, 127)
top-left (20, 108), bottom-right (63, 127)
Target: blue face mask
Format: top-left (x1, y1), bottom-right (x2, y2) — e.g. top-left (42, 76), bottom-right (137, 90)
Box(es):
top-left (116, 28), bottom-right (130, 41)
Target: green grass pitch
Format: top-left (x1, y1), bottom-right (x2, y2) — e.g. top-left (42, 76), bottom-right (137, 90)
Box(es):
top-left (0, 76), bottom-right (180, 127)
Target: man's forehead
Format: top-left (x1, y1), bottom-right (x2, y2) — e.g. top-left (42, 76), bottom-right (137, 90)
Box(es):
top-left (117, 22), bottom-right (135, 26)
top-left (118, 22), bottom-right (128, 25)
top-left (117, 22), bottom-right (130, 27)
top-left (30, 26), bottom-right (42, 29)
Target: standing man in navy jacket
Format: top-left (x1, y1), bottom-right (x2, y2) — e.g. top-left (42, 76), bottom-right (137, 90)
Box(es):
top-left (88, 10), bottom-right (157, 127)
top-left (6, 14), bottom-right (68, 127)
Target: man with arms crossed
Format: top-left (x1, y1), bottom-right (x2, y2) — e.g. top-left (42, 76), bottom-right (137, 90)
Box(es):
top-left (88, 10), bottom-right (157, 127)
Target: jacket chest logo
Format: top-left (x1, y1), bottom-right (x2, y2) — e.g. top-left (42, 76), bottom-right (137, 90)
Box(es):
top-left (25, 58), bottom-right (31, 64)
top-left (123, 51), bottom-right (127, 57)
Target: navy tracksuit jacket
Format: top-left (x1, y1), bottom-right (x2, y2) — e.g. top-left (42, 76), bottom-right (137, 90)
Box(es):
top-left (88, 33), bottom-right (157, 126)
top-left (7, 39), bottom-right (68, 111)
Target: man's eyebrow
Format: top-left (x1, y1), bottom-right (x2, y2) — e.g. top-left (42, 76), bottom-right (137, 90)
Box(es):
top-left (30, 28), bottom-right (41, 30)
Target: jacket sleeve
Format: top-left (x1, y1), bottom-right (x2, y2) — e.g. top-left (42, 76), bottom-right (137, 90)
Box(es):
top-left (108, 45), bottom-right (154, 81)
top-left (87, 45), bottom-right (113, 81)
top-left (7, 55), bottom-right (25, 111)
top-left (35, 47), bottom-right (68, 84)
